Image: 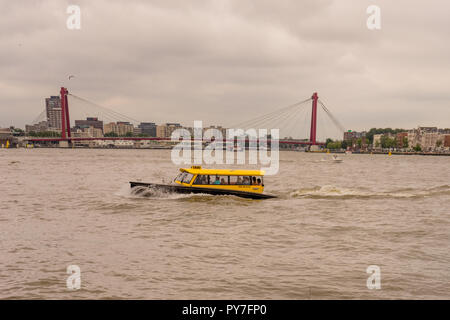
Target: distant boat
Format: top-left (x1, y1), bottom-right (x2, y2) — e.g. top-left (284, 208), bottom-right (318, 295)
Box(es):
top-left (332, 155), bottom-right (343, 163)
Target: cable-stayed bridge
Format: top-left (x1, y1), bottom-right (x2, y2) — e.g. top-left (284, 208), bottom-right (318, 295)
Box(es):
top-left (28, 87), bottom-right (346, 147)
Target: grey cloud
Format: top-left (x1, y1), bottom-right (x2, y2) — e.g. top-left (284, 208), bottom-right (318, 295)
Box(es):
top-left (1, 0), bottom-right (449, 138)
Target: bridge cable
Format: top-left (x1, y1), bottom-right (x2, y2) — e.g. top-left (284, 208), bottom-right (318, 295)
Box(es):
top-left (31, 109), bottom-right (47, 125)
top-left (70, 101), bottom-right (123, 125)
top-left (68, 93), bottom-right (141, 125)
top-left (69, 95), bottom-right (140, 124)
top-left (272, 103), bottom-right (309, 139)
top-left (234, 98), bottom-right (311, 129)
top-left (231, 98), bottom-right (312, 129)
top-left (249, 103), bottom-right (302, 131)
top-left (318, 99), bottom-right (346, 133)
top-left (283, 103), bottom-right (310, 139)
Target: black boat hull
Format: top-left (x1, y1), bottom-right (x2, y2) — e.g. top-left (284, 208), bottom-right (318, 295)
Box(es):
top-left (129, 181), bottom-right (277, 199)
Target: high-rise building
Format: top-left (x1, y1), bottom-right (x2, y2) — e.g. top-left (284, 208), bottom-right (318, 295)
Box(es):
top-left (46, 96), bottom-right (62, 129)
top-left (86, 126), bottom-right (104, 138)
top-left (25, 121), bottom-right (49, 133)
top-left (156, 123), bottom-right (181, 138)
top-left (74, 117), bottom-right (104, 132)
top-left (73, 126), bottom-right (104, 138)
top-left (138, 122), bottom-right (157, 137)
top-left (166, 123), bottom-right (182, 138)
top-left (104, 122), bottom-right (134, 136)
top-left (156, 125), bottom-right (167, 138)
top-left (133, 127), bottom-right (142, 136)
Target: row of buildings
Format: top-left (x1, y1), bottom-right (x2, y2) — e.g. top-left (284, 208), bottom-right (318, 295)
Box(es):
top-left (406, 127), bottom-right (450, 151)
top-left (26, 117), bottom-right (229, 140)
top-left (24, 96), bottom-right (229, 140)
top-left (344, 127), bottom-right (450, 151)
top-left (17, 95), bottom-right (450, 152)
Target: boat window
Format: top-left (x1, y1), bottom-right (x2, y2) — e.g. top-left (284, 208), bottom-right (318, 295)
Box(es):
top-left (230, 176), bottom-right (243, 185)
top-left (175, 172), bottom-right (187, 182)
top-left (182, 173), bottom-right (194, 184)
top-left (192, 175), bottom-right (262, 185)
top-left (193, 175), bottom-right (200, 184)
top-left (210, 175), bottom-right (229, 185)
top-left (220, 176), bottom-right (229, 185)
top-left (229, 176), bottom-right (257, 185)
top-left (193, 175), bottom-right (208, 185)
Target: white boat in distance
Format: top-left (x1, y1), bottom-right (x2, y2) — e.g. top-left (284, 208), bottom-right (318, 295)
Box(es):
top-left (332, 155), bottom-right (343, 163)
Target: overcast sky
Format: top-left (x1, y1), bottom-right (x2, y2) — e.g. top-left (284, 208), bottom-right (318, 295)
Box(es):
top-left (1, 0), bottom-right (449, 139)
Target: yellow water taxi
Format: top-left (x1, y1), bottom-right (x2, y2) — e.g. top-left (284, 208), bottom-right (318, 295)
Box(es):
top-left (130, 166), bottom-right (276, 199)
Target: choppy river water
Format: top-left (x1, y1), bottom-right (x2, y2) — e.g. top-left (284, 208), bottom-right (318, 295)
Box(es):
top-left (0, 149), bottom-right (449, 299)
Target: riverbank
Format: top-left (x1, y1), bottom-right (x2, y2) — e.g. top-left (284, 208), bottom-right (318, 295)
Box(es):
top-left (323, 150), bottom-right (450, 156)
top-left (3, 145), bottom-right (450, 156)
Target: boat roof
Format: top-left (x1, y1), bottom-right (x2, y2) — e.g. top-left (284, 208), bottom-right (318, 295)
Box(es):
top-left (180, 166), bottom-right (265, 176)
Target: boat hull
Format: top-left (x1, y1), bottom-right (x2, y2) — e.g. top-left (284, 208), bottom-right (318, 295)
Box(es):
top-left (130, 181), bottom-right (277, 199)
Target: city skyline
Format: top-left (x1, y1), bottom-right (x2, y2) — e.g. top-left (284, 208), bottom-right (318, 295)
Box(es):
top-left (1, 1), bottom-right (450, 131)
top-left (4, 91), bottom-right (450, 142)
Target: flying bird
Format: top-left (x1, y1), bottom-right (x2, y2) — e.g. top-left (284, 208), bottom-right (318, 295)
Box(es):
top-left (68, 75), bottom-right (75, 80)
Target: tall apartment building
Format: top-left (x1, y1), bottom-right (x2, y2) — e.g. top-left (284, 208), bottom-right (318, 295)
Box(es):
top-left (45, 96), bottom-right (62, 130)
top-left (25, 121), bottom-right (49, 133)
top-left (103, 121), bottom-right (134, 136)
top-left (138, 122), bottom-right (157, 137)
top-left (156, 125), bottom-right (167, 138)
top-left (156, 123), bottom-right (181, 138)
top-left (72, 126), bottom-right (103, 138)
top-left (86, 126), bottom-right (103, 138)
top-left (74, 117), bottom-right (104, 132)
top-left (133, 127), bottom-right (142, 136)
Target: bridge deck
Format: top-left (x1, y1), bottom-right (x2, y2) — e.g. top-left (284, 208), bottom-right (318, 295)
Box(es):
top-left (26, 137), bottom-right (325, 145)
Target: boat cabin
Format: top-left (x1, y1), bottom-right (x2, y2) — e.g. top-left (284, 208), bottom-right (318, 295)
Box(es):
top-left (174, 166), bottom-right (265, 194)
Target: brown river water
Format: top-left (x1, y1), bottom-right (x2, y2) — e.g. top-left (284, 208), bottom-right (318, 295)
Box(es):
top-left (0, 149), bottom-right (449, 299)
